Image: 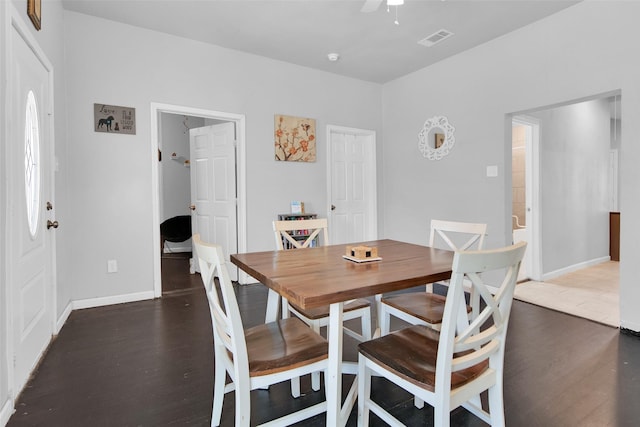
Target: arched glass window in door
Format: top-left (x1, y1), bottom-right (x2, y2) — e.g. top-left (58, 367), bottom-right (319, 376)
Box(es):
top-left (24, 90), bottom-right (41, 238)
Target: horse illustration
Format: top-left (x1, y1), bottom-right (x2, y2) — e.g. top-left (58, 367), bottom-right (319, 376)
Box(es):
top-left (98, 115), bottom-right (115, 131)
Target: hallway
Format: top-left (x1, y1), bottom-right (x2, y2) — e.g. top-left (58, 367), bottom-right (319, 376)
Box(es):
top-left (514, 261), bottom-right (619, 327)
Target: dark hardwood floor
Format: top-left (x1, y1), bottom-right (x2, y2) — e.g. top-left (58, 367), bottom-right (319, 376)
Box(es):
top-left (7, 258), bottom-right (640, 426)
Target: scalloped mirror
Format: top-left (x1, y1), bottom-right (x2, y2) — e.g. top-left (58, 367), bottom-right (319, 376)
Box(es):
top-left (417, 116), bottom-right (455, 160)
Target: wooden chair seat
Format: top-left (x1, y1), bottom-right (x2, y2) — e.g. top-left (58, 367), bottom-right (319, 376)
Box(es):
top-left (288, 298), bottom-right (371, 320)
top-left (379, 219), bottom-right (487, 336)
top-left (245, 318), bottom-right (328, 376)
top-left (358, 242), bottom-right (527, 426)
top-left (193, 234), bottom-right (329, 426)
top-left (358, 325), bottom-right (488, 391)
top-left (381, 293), bottom-right (471, 325)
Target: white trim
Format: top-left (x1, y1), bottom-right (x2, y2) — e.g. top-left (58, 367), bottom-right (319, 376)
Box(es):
top-left (542, 256), bottom-right (610, 282)
top-left (326, 125), bottom-right (378, 242)
top-left (512, 115), bottom-right (542, 281)
top-left (150, 102), bottom-right (247, 292)
top-left (72, 291), bottom-right (156, 311)
top-left (55, 301), bottom-right (74, 335)
top-left (0, 398), bottom-right (14, 426)
top-left (621, 320), bottom-right (640, 333)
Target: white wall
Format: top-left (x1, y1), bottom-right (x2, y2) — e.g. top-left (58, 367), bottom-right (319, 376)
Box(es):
top-left (533, 98), bottom-right (611, 274)
top-left (160, 113), bottom-right (201, 221)
top-left (159, 113), bottom-right (204, 253)
top-left (381, 1), bottom-right (640, 331)
top-left (62, 11), bottom-right (382, 302)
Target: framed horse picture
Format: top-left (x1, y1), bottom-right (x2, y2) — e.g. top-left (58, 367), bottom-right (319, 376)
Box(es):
top-left (94, 104), bottom-right (136, 135)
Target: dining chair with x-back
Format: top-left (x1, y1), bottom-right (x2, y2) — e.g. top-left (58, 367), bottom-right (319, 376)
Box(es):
top-left (272, 218), bottom-right (372, 392)
top-left (193, 234), bottom-right (329, 427)
top-left (379, 219), bottom-right (487, 335)
top-left (358, 241), bottom-right (526, 426)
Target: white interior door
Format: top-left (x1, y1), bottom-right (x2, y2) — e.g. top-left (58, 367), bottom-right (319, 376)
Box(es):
top-left (327, 126), bottom-right (377, 244)
top-left (190, 123), bottom-right (238, 280)
top-left (8, 20), bottom-right (55, 396)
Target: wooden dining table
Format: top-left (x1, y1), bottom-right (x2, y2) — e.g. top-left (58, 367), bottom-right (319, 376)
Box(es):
top-left (230, 239), bottom-right (454, 426)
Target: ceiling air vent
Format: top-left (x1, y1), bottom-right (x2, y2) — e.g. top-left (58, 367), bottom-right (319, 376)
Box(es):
top-left (418, 29), bottom-right (454, 47)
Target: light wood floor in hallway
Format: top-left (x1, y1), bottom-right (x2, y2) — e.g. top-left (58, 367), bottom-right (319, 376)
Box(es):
top-left (514, 261), bottom-right (619, 327)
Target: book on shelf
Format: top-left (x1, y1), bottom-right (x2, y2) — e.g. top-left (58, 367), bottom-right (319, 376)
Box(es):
top-left (290, 201), bottom-right (304, 214)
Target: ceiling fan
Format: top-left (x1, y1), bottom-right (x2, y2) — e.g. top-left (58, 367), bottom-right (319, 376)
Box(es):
top-left (361, 0), bottom-right (404, 13)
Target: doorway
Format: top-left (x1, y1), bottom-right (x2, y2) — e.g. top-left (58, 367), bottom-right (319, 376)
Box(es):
top-left (510, 92), bottom-right (621, 325)
top-left (151, 104), bottom-right (247, 298)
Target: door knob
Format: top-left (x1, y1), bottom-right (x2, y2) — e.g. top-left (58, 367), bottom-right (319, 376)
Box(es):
top-left (331, 205), bottom-right (336, 211)
top-left (46, 201), bottom-right (53, 210)
top-left (47, 220), bottom-right (59, 229)
top-left (189, 204), bottom-right (196, 211)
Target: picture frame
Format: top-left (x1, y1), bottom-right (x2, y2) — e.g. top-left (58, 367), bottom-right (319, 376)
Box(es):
top-left (27, 0), bottom-right (42, 31)
top-left (274, 114), bottom-right (316, 162)
top-left (94, 103), bottom-right (137, 135)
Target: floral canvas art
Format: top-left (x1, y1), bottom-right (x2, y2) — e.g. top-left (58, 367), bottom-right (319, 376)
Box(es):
top-left (274, 115), bottom-right (316, 162)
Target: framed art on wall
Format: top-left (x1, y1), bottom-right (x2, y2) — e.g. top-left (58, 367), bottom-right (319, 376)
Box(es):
top-left (274, 114), bottom-right (316, 162)
top-left (27, 0), bottom-right (42, 31)
top-left (94, 103), bottom-right (136, 135)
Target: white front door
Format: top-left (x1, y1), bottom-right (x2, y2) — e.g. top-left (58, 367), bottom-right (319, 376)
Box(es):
top-left (327, 126), bottom-right (377, 244)
top-left (190, 123), bottom-right (238, 280)
top-left (8, 19), bottom-right (55, 396)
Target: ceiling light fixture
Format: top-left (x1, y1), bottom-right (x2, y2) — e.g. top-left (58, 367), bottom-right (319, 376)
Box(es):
top-left (327, 53), bottom-right (340, 62)
top-left (386, 0), bottom-right (404, 25)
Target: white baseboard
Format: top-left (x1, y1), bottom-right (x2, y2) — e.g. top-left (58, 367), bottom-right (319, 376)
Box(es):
top-left (55, 301), bottom-right (74, 334)
top-left (620, 319), bottom-right (640, 334)
top-left (0, 398), bottom-right (14, 427)
top-left (72, 291), bottom-right (155, 311)
top-left (542, 256), bottom-right (610, 282)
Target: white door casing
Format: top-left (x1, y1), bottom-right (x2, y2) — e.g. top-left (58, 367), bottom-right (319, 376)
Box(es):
top-left (513, 115), bottom-right (541, 281)
top-left (190, 123), bottom-right (238, 280)
top-left (7, 14), bottom-right (56, 397)
top-left (151, 103), bottom-right (247, 295)
top-left (327, 126), bottom-right (377, 244)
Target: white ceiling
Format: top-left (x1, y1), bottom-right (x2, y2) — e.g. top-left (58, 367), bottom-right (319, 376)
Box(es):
top-left (61, 0), bottom-right (580, 83)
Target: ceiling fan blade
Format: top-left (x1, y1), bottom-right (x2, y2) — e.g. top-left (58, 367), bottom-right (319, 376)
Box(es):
top-left (361, 0), bottom-right (384, 13)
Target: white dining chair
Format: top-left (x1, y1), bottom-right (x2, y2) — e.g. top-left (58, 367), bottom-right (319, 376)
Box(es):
top-left (273, 219), bottom-right (372, 341)
top-left (193, 234), bottom-right (329, 427)
top-left (358, 241), bottom-right (527, 427)
top-left (379, 219), bottom-right (487, 335)
top-left (273, 218), bottom-right (372, 392)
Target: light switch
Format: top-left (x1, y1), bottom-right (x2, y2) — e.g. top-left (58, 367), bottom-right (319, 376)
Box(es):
top-left (486, 165), bottom-right (498, 177)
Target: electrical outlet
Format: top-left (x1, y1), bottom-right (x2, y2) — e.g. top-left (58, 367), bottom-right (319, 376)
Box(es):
top-left (107, 259), bottom-right (118, 273)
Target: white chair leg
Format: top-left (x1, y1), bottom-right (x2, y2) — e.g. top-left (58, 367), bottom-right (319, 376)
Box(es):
top-left (311, 320), bottom-right (321, 391)
top-left (290, 376), bottom-right (301, 398)
top-left (361, 309), bottom-right (372, 340)
top-left (488, 382), bottom-right (506, 427)
top-left (357, 354), bottom-right (371, 427)
top-left (235, 381), bottom-right (251, 427)
top-left (282, 298), bottom-right (304, 396)
top-left (281, 297), bottom-right (290, 319)
top-left (212, 357), bottom-right (225, 426)
top-left (434, 403), bottom-right (450, 427)
top-left (380, 307), bottom-right (391, 336)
